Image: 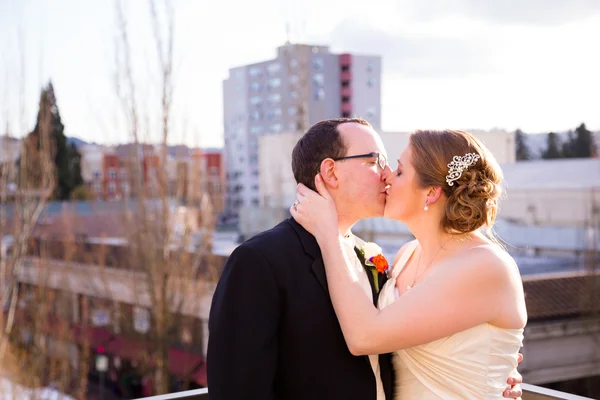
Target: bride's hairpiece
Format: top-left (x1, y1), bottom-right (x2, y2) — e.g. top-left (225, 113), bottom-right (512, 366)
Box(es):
top-left (446, 153), bottom-right (480, 186)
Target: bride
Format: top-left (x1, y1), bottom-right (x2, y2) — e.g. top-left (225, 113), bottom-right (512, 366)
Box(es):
top-left (291, 129), bottom-right (527, 399)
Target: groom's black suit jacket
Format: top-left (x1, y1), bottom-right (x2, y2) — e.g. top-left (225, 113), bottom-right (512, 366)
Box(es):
top-left (207, 218), bottom-right (394, 400)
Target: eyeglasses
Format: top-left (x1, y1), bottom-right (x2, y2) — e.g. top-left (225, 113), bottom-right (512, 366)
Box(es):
top-left (333, 152), bottom-right (387, 170)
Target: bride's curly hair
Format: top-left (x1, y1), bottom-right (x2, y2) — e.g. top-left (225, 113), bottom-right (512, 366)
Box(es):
top-left (409, 130), bottom-right (503, 235)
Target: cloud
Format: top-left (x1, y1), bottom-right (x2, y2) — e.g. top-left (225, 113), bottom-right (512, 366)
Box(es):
top-left (325, 18), bottom-right (494, 78)
top-left (401, 0), bottom-right (600, 26)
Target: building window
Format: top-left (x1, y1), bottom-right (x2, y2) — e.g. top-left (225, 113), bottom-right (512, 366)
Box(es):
top-left (288, 121), bottom-right (300, 131)
top-left (108, 168), bottom-right (117, 180)
top-left (249, 66), bottom-right (262, 77)
top-left (133, 307), bottom-right (151, 333)
top-left (250, 126), bottom-right (264, 135)
top-left (290, 91), bottom-right (298, 99)
top-left (249, 96), bottom-right (262, 105)
top-left (108, 182), bottom-right (117, 194)
top-left (313, 73), bottom-right (324, 86)
top-left (289, 58), bottom-right (298, 69)
top-left (267, 63), bottom-right (280, 75)
top-left (314, 88), bottom-right (325, 100)
top-left (267, 93), bottom-right (281, 104)
top-left (93, 183), bottom-right (102, 194)
top-left (93, 169), bottom-right (101, 179)
top-left (367, 61), bottom-right (375, 72)
top-left (234, 69), bottom-right (244, 79)
top-left (312, 58), bottom-right (324, 70)
top-left (366, 107), bottom-right (377, 118)
top-left (270, 123), bottom-right (282, 133)
top-left (91, 308), bottom-right (110, 326)
top-left (289, 75), bottom-right (299, 85)
top-left (267, 108), bottom-right (281, 119)
top-left (288, 106), bottom-right (297, 116)
top-left (268, 77), bottom-right (281, 89)
top-left (367, 77), bottom-right (376, 87)
top-left (250, 81), bottom-right (262, 92)
top-left (121, 182), bottom-right (130, 194)
top-left (250, 110), bottom-right (261, 121)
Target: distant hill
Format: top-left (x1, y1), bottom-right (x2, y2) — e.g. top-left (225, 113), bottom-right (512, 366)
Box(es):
top-left (66, 136), bottom-right (223, 154)
top-left (66, 136), bottom-right (91, 148)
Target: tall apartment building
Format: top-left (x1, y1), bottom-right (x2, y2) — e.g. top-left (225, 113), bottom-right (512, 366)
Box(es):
top-left (223, 43), bottom-right (382, 217)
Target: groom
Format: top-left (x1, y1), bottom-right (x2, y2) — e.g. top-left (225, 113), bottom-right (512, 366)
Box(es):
top-left (207, 118), bottom-right (523, 399)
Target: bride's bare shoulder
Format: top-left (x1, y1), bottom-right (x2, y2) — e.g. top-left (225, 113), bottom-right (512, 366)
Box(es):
top-left (462, 242), bottom-right (520, 279)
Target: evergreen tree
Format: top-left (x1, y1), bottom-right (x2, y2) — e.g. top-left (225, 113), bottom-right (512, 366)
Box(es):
top-left (69, 142), bottom-right (83, 189)
top-left (514, 129), bottom-right (531, 160)
top-left (573, 123), bottom-right (596, 158)
top-left (561, 130), bottom-right (575, 158)
top-left (28, 82), bottom-right (82, 200)
top-left (542, 131), bottom-right (563, 159)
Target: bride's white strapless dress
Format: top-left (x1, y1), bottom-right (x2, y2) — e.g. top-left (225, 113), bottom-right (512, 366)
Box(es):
top-left (378, 241), bottom-right (524, 399)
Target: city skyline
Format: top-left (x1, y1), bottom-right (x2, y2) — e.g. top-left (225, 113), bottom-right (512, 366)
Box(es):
top-left (1, 0), bottom-right (599, 148)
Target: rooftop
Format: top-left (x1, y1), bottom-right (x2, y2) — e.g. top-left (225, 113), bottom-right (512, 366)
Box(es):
top-left (500, 158), bottom-right (600, 190)
top-left (352, 217), bottom-right (597, 276)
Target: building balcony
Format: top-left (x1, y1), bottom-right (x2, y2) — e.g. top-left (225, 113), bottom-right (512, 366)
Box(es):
top-left (340, 86), bottom-right (353, 98)
top-left (339, 53), bottom-right (352, 67)
top-left (341, 101), bottom-right (353, 114)
top-left (340, 70), bottom-right (352, 82)
top-left (136, 384), bottom-right (594, 399)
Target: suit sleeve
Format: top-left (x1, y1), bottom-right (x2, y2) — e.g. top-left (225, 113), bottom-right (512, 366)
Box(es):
top-left (207, 244), bottom-right (280, 399)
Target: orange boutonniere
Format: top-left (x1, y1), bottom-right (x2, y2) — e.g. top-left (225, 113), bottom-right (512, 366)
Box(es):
top-left (370, 254), bottom-right (389, 274)
top-left (357, 242), bottom-right (389, 293)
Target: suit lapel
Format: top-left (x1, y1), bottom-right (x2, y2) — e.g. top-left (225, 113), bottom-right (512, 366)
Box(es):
top-left (288, 219), bottom-right (388, 382)
top-left (351, 235), bottom-right (388, 374)
top-left (310, 259), bottom-right (329, 296)
top-left (287, 218), bottom-right (329, 296)
top-left (353, 246), bottom-right (378, 306)
top-left (353, 235), bottom-right (389, 305)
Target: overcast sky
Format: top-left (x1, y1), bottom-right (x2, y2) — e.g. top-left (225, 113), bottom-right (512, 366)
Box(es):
top-left (1, 0), bottom-right (599, 148)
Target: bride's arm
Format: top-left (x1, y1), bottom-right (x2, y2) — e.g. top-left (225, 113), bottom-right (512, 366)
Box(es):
top-left (291, 176), bottom-right (525, 356)
top-left (318, 235), bottom-right (524, 355)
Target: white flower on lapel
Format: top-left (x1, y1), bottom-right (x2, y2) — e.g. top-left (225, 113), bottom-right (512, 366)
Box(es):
top-left (361, 242), bottom-right (383, 261)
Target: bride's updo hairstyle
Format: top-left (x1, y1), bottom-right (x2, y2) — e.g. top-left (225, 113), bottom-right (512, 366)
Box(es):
top-left (409, 130), bottom-right (503, 235)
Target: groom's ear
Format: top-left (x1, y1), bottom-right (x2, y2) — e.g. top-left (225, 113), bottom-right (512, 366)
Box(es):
top-left (319, 158), bottom-right (339, 189)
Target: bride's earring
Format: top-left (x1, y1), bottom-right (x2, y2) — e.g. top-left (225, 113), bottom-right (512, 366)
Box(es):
top-left (424, 200), bottom-right (429, 211)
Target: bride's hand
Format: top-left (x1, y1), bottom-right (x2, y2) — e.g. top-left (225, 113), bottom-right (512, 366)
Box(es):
top-left (290, 174), bottom-right (339, 243)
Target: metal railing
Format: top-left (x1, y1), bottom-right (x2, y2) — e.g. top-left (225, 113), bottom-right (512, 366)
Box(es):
top-left (134, 384), bottom-right (595, 400)
top-left (521, 384), bottom-right (594, 400)
top-left (135, 388), bottom-right (208, 400)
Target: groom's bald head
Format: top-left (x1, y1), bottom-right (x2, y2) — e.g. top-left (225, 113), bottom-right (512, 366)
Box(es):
top-left (292, 118), bottom-right (370, 190)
